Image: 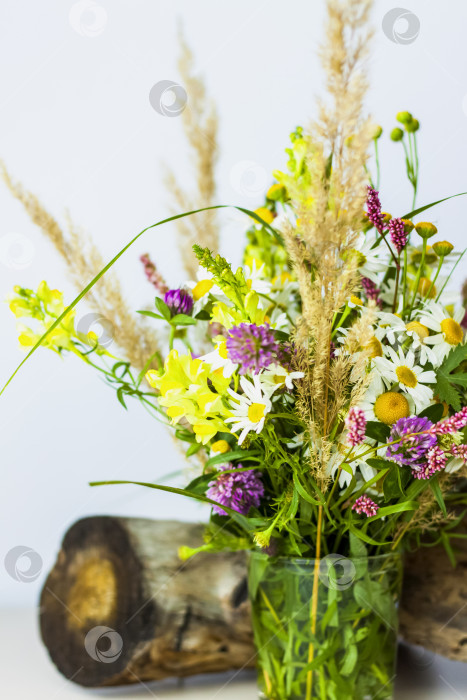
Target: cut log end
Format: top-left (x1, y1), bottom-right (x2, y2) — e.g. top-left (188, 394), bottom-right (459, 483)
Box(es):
top-left (39, 517), bottom-right (255, 687)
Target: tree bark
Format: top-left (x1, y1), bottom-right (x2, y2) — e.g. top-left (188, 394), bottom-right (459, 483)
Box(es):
top-left (39, 516), bottom-right (467, 688)
top-left (39, 517), bottom-right (254, 687)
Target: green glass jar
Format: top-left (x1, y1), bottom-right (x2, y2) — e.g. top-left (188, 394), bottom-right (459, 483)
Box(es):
top-left (248, 551), bottom-right (403, 700)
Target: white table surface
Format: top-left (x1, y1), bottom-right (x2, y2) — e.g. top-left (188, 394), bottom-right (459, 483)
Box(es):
top-left (1, 609), bottom-right (466, 699)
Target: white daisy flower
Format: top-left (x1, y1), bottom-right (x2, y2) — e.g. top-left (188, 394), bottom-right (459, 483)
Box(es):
top-left (226, 376), bottom-right (274, 445)
top-left (418, 302), bottom-right (466, 364)
top-left (373, 347), bottom-right (436, 413)
top-left (261, 364), bottom-right (304, 391)
top-left (353, 233), bottom-right (388, 283)
top-left (243, 260), bottom-right (272, 297)
top-left (199, 340), bottom-right (237, 378)
top-left (186, 267), bottom-right (223, 302)
top-left (375, 312), bottom-right (437, 366)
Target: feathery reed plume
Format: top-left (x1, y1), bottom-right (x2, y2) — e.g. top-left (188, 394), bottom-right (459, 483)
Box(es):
top-left (165, 28), bottom-right (219, 279)
top-left (1, 161), bottom-right (161, 371)
top-left (284, 0), bottom-right (375, 487)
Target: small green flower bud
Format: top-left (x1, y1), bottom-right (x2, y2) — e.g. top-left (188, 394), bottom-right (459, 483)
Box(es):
top-left (406, 118), bottom-right (420, 133)
top-left (396, 111), bottom-right (413, 125)
top-left (401, 218), bottom-right (414, 234)
top-left (390, 127), bottom-right (404, 142)
top-left (415, 222), bottom-right (438, 239)
top-left (373, 125), bottom-right (383, 139)
top-left (432, 240), bottom-right (454, 257)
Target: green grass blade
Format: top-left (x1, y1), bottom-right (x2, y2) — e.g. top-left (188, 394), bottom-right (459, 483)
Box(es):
top-left (402, 191), bottom-right (467, 220)
top-left (1, 204), bottom-right (280, 396)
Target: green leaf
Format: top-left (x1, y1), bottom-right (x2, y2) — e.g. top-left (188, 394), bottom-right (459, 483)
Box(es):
top-left (0, 203), bottom-right (283, 396)
top-left (434, 344), bottom-right (467, 411)
top-left (367, 458), bottom-right (396, 471)
top-left (349, 531), bottom-right (367, 559)
top-left (366, 500), bottom-right (419, 522)
top-left (293, 473), bottom-right (323, 505)
top-left (365, 421), bottom-right (390, 442)
top-left (186, 442), bottom-right (202, 457)
top-left (155, 297), bottom-right (171, 320)
top-left (431, 477), bottom-right (447, 517)
top-left (204, 449), bottom-right (261, 469)
top-left (402, 191), bottom-right (467, 220)
top-left (419, 403), bottom-right (445, 423)
top-left (383, 465), bottom-right (410, 501)
top-left (136, 310), bottom-right (166, 320)
top-left (348, 523), bottom-right (386, 546)
top-left (89, 479), bottom-right (254, 531)
top-left (170, 314), bottom-right (197, 326)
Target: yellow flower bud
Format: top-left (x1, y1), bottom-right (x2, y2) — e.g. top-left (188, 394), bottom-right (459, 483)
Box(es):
top-left (390, 127), bottom-right (404, 141)
top-left (253, 207), bottom-right (274, 225)
top-left (432, 240), bottom-right (454, 257)
top-left (267, 183), bottom-right (286, 201)
top-left (396, 111), bottom-right (413, 125)
top-left (211, 439), bottom-right (230, 454)
top-left (406, 118), bottom-right (420, 133)
top-left (400, 219), bottom-right (414, 234)
top-left (418, 277), bottom-right (436, 298)
top-left (415, 222), bottom-right (438, 239)
top-left (373, 125), bottom-right (383, 139)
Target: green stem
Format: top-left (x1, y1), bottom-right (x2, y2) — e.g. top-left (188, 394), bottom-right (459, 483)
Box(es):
top-left (402, 246), bottom-right (409, 317)
top-left (408, 238), bottom-right (427, 319)
top-left (374, 139), bottom-right (381, 190)
top-left (424, 257), bottom-right (444, 302)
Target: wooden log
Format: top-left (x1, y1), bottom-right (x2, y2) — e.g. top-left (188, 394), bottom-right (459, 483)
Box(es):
top-left (400, 533), bottom-right (467, 661)
top-left (40, 516), bottom-right (467, 687)
top-left (39, 517), bottom-right (255, 687)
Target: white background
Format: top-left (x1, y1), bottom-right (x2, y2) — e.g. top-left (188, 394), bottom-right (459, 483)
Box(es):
top-left (1, 0), bottom-right (467, 629)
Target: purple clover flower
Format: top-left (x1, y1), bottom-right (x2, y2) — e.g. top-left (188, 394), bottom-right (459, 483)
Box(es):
top-left (365, 186), bottom-right (385, 233)
top-left (386, 415), bottom-right (437, 470)
top-left (352, 495), bottom-right (379, 517)
top-left (388, 218), bottom-right (407, 255)
top-left (345, 407), bottom-right (367, 447)
top-left (226, 323), bottom-right (281, 374)
top-left (206, 464), bottom-right (264, 516)
top-left (164, 288), bottom-right (194, 317)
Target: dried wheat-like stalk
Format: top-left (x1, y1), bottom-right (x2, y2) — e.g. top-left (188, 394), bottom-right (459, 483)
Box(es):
top-left (283, 0), bottom-right (375, 487)
top-left (165, 29), bottom-right (219, 279)
top-left (1, 162), bottom-right (161, 371)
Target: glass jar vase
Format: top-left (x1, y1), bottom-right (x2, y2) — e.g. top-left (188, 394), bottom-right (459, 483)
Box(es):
top-left (248, 551), bottom-right (403, 700)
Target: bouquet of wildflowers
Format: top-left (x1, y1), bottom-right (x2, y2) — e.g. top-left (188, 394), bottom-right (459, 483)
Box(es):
top-left (5, 1), bottom-right (467, 697)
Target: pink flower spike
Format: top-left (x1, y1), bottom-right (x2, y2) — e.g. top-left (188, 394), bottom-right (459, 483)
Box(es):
top-left (352, 495), bottom-right (379, 518)
top-left (451, 444), bottom-right (467, 463)
top-left (388, 218), bottom-right (407, 254)
top-left (413, 445), bottom-right (447, 480)
top-left (431, 406), bottom-right (467, 435)
top-left (345, 407), bottom-right (367, 446)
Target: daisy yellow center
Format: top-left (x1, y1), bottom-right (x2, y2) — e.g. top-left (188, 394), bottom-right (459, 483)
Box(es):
top-left (374, 392), bottom-right (410, 425)
top-left (365, 337), bottom-right (383, 358)
top-left (218, 341), bottom-right (228, 359)
top-left (440, 318), bottom-right (463, 345)
top-left (192, 279), bottom-right (213, 301)
top-left (248, 403), bottom-right (266, 423)
top-left (273, 374), bottom-right (286, 385)
top-left (350, 295), bottom-right (363, 306)
top-left (396, 365), bottom-right (418, 388)
top-left (405, 321), bottom-right (429, 341)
